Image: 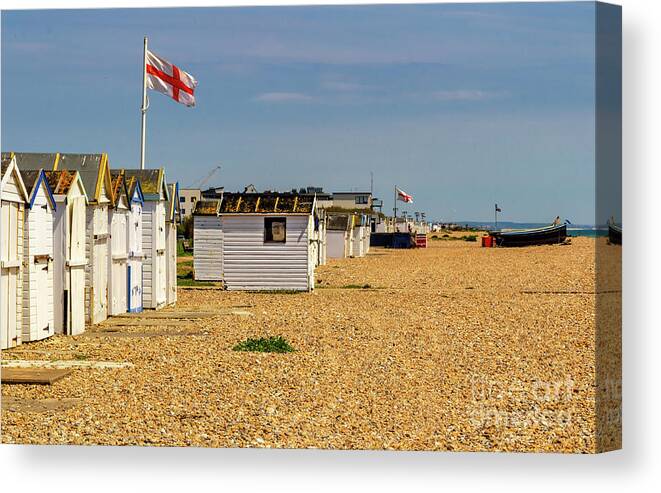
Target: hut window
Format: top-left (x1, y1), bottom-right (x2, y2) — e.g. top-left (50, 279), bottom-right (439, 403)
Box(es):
top-left (264, 217), bottom-right (286, 243)
top-left (355, 195), bottom-right (369, 205)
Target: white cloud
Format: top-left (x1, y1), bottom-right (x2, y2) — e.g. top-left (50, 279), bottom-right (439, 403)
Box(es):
top-left (321, 80), bottom-right (368, 92)
top-left (252, 92), bottom-right (314, 103)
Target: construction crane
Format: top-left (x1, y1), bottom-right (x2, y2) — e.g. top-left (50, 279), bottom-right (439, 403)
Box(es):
top-left (191, 165), bottom-right (221, 189)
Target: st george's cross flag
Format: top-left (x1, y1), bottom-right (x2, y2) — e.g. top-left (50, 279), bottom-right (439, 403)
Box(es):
top-left (146, 50), bottom-right (198, 107)
top-left (396, 187), bottom-right (413, 203)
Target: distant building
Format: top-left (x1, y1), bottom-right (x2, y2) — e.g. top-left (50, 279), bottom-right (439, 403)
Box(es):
top-left (179, 188), bottom-right (201, 218)
top-left (200, 186), bottom-right (224, 200)
top-left (331, 191), bottom-right (373, 210)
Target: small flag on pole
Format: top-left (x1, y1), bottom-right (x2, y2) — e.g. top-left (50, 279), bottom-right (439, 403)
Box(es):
top-left (495, 204), bottom-right (502, 212)
top-left (146, 49), bottom-right (198, 107)
top-left (396, 187), bottom-right (413, 203)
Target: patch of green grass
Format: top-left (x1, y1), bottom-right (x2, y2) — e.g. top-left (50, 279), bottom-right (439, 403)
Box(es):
top-left (233, 336), bottom-right (295, 353)
top-left (73, 353), bottom-right (89, 361)
top-left (341, 284), bottom-right (372, 289)
top-left (177, 278), bottom-right (220, 287)
top-left (462, 235), bottom-right (478, 242)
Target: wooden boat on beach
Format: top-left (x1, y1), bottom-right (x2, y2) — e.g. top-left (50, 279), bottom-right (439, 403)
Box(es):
top-left (489, 223), bottom-right (567, 247)
top-left (608, 223), bottom-right (622, 245)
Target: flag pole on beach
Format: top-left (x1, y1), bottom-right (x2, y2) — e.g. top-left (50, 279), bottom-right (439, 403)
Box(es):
top-left (140, 36), bottom-right (148, 170)
top-left (495, 203), bottom-right (502, 230)
top-left (139, 37), bottom-right (198, 170)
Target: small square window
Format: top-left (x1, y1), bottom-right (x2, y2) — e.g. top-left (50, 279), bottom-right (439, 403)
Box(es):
top-left (355, 195), bottom-right (369, 205)
top-left (192, 197), bottom-right (197, 202)
top-left (179, 197), bottom-right (185, 203)
top-left (264, 217), bottom-right (286, 243)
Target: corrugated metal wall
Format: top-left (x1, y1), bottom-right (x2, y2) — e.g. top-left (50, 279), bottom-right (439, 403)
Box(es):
top-left (193, 216), bottom-right (223, 281)
top-left (222, 215), bottom-right (310, 291)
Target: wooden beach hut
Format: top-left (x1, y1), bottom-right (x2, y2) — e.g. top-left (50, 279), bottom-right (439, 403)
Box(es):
top-left (125, 175), bottom-right (145, 312)
top-left (43, 170), bottom-right (88, 335)
top-left (165, 182), bottom-right (181, 305)
top-left (19, 169), bottom-right (57, 343)
top-left (1, 154), bottom-right (28, 349)
top-left (193, 192), bottom-right (317, 291)
top-left (326, 213), bottom-right (351, 259)
top-left (108, 170), bottom-right (130, 315)
top-left (193, 199), bottom-right (223, 281)
top-left (124, 169), bottom-right (169, 309)
top-left (56, 153), bottom-right (114, 325)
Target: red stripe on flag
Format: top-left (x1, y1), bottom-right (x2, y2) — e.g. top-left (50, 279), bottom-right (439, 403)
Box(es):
top-left (146, 64), bottom-right (194, 102)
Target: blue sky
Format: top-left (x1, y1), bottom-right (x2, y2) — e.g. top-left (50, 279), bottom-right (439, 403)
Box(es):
top-left (2, 3), bottom-right (597, 223)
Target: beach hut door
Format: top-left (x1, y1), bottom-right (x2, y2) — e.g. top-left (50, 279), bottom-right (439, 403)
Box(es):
top-left (35, 260), bottom-right (49, 333)
top-left (68, 197), bottom-right (86, 334)
top-left (1, 202), bottom-right (20, 348)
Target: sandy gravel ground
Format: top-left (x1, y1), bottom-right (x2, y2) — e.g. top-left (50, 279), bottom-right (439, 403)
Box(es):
top-left (1, 235), bottom-right (621, 452)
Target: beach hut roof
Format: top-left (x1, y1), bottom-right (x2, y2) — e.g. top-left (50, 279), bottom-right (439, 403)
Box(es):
top-left (193, 199), bottom-right (221, 216)
top-left (166, 182), bottom-right (182, 223)
top-left (54, 153), bottom-right (113, 204)
top-left (43, 170), bottom-right (89, 203)
top-left (219, 192), bottom-right (315, 215)
top-left (124, 174), bottom-right (145, 204)
top-left (19, 169), bottom-right (57, 211)
top-left (1, 153), bottom-right (29, 201)
top-left (327, 213), bottom-right (351, 231)
top-left (123, 168), bottom-right (169, 202)
top-left (109, 170), bottom-right (131, 208)
top-left (2, 152), bottom-right (59, 171)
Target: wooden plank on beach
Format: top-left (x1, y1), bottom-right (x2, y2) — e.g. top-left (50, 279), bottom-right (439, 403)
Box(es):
top-left (1, 367), bottom-right (72, 385)
top-left (111, 311), bottom-right (218, 319)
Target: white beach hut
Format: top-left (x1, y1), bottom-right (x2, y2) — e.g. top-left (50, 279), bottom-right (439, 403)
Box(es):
top-left (125, 175), bottom-right (144, 313)
top-left (124, 169), bottom-right (169, 310)
top-left (56, 153), bottom-right (114, 325)
top-left (193, 192), bottom-right (317, 291)
top-left (326, 213), bottom-right (351, 259)
top-left (1, 154), bottom-right (28, 349)
top-left (18, 169), bottom-right (57, 342)
top-left (165, 182), bottom-right (181, 305)
top-left (193, 199), bottom-right (223, 281)
top-left (108, 170), bottom-right (130, 315)
top-left (44, 170), bottom-right (88, 335)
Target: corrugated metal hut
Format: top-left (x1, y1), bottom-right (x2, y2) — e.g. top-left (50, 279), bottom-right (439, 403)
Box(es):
top-left (108, 170), bottom-right (130, 315)
top-left (124, 169), bottom-right (169, 309)
top-left (19, 169), bottom-right (57, 343)
top-left (1, 154), bottom-right (29, 349)
top-left (43, 169), bottom-right (88, 335)
top-left (56, 153), bottom-right (114, 325)
top-left (193, 192), bottom-right (317, 291)
top-left (165, 182), bottom-right (181, 305)
top-left (125, 175), bottom-right (144, 312)
top-left (192, 199), bottom-right (223, 281)
top-left (326, 213), bottom-right (351, 259)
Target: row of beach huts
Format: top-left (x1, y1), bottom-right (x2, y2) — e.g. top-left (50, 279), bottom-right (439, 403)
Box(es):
top-left (191, 193), bottom-right (373, 291)
top-left (1, 152), bottom-right (181, 350)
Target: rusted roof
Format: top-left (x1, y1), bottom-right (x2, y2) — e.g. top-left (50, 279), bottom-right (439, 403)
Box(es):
top-left (19, 169), bottom-right (42, 193)
top-left (109, 170), bottom-right (129, 207)
top-left (219, 192), bottom-right (314, 214)
top-left (193, 199), bottom-right (221, 216)
top-left (123, 168), bottom-right (167, 201)
top-left (43, 170), bottom-right (77, 195)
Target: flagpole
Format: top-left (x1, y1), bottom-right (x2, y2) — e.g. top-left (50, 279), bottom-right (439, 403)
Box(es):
top-left (394, 186), bottom-right (398, 232)
top-left (140, 36), bottom-right (148, 170)
top-left (494, 203), bottom-right (498, 230)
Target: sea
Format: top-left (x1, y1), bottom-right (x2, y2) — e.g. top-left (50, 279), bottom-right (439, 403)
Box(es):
top-left (455, 221), bottom-right (608, 237)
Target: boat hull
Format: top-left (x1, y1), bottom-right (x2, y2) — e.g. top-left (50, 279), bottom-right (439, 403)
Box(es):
top-left (608, 224), bottom-right (622, 245)
top-left (489, 224), bottom-right (567, 247)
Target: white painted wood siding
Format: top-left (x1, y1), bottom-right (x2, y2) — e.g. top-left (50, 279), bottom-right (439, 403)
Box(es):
top-left (193, 216), bottom-right (223, 281)
top-left (22, 185), bottom-right (55, 342)
top-left (108, 205), bottom-right (129, 315)
top-left (222, 215), bottom-right (311, 291)
top-left (1, 200), bottom-right (24, 349)
top-left (141, 201), bottom-right (166, 309)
